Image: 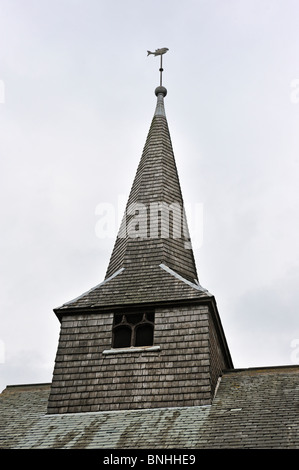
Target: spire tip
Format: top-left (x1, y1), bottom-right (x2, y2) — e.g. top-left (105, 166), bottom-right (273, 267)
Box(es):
top-left (155, 86), bottom-right (167, 97)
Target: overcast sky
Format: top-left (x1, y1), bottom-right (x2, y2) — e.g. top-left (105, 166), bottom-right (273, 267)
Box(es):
top-left (1, 0), bottom-right (299, 392)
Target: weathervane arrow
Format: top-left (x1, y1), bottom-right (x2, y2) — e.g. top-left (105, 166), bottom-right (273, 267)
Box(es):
top-left (147, 47), bottom-right (169, 86)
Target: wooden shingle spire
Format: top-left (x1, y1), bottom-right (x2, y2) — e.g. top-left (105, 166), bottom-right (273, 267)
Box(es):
top-left (106, 86), bottom-right (200, 282)
top-left (56, 86), bottom-right (209, 315)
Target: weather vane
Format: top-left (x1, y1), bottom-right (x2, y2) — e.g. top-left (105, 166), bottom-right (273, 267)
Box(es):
top-left (147, 47), bottom-right (169, 86)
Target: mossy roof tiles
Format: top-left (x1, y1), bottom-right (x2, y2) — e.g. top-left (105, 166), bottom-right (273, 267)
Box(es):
top-left (1, 366), bottom-right (299, 449)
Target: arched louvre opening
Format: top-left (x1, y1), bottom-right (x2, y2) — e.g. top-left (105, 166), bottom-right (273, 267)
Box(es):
top-left (112, 312), bottom-right (155, 348)
top-left (113, 325), bottom-right (132, 348)
top-left (135, 323), bottom-right (154, 347)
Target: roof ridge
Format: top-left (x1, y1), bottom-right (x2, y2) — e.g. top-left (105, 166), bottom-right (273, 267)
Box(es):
top-left (42, 404), bottom-right (211, 418)
top-left (223, 365), bottom-right (299, 374)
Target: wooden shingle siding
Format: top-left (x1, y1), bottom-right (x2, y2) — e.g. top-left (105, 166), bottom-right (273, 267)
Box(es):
top-left (47, 304), bottom-right (228, 414)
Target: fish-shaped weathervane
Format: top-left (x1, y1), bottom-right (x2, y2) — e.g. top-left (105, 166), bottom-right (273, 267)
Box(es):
top-left (147, 48), bottom-right (169, 86)
top-left (147, 47), bottom-right (169, 56)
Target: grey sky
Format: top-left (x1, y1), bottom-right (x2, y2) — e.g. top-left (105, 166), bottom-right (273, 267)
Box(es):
top-left (1, 0), bottom-right (299, 392)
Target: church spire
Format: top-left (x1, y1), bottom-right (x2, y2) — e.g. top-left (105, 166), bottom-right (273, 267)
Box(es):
top-left (56, 53), bottom-right (209, 313)
top-left (105, 82), bottom-right (199, 282)
top-left (48, 57), bottom-right (233, 416)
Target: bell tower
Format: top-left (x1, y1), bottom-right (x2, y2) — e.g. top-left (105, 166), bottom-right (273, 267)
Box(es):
top-left (47, 51), bottom-right (233, 414)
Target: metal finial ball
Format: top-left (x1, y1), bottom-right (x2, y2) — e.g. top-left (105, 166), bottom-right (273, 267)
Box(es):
top-left (155, 86), bottom-right (167, 97)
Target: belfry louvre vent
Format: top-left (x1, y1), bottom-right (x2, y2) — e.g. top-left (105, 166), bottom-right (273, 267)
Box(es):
top-left (112, 312), bottom-right (155, 348)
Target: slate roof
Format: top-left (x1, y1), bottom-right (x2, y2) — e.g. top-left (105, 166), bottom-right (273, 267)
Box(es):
top-left (56, 89), bottom-right (208, 315)
top-left (1, 366), bottom-right (298, 449)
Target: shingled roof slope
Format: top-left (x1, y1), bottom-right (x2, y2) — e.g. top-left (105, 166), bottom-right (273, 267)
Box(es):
top-left (1, 366), bottom-right (298, 449)
top-left (57, 89), bottom-right (208, 314)
top-left (0, 383), bottom-right (50, 449)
